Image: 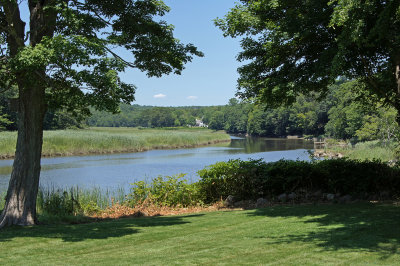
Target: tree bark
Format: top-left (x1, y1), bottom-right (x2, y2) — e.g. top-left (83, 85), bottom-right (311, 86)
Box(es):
top-left (0, 82), bottom-right (46, 227)
top-left (395, 59), bottom-right (400, 126)
top-left (0, 1), bottom-right (57, 228)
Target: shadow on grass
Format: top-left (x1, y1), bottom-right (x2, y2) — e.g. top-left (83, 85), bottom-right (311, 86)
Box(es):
top-left (249, 203), bottom-right (400, 257)
top-left (0, 213), bottom-right (203, 243)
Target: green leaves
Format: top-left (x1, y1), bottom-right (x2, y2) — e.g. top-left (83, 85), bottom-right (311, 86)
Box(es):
top-left (218, 0), bottom-right (400, 120)
top-left (0, 0), bottom-right (202, 115)
top-left (126, 174), bottom-right (201, 207)
top-left (198, 158), bottom-right (400, 202)
top-left (11, 44), bottom-right (54, 71)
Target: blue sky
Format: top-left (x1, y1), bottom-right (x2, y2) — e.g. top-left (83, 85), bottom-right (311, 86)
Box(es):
top-left (120, 0), bottom-right (242, 106)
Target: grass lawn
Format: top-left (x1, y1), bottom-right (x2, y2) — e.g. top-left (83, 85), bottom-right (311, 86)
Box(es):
top-left (1, 203), bottom-right (399, 265)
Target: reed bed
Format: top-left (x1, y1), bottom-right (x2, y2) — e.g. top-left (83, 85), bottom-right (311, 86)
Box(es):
top-left (327, 140), bottom-right (397, 162)
top-left (36, 186), bottom-right (126, 217)
top-left (0, 127), bottom-right (230, 158)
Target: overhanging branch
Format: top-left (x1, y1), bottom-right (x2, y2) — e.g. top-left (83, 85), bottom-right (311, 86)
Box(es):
top-left (105, 47), bottom-right (136, 68)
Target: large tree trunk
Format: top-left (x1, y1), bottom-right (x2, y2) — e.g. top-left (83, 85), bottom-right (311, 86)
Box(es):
top-left (395, 59), bottom-right (400, 126)
top-left (0, 0), bottom-right (55, 228)
top-left (0, 84), bottom-right (46, 227)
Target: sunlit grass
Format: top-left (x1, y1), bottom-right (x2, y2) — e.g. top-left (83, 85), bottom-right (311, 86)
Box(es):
top-left (0, 203), bottom-right (399, 264)
top-left (0, 131), bottom-right (16, 158)
top-left (0, 127), bottom-right (230, 158)
top-left (328, 140), bottom-right (396, 161)
top-left (0, 190), bottom-right (5, 210)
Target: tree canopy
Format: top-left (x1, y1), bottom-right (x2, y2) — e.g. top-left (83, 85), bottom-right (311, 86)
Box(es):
top-left (0, 0), bottom-right (202, 227)
top-left (216, 0), bottom-right (400, 121)
top-left (1, 0), bottom-right (202, 115)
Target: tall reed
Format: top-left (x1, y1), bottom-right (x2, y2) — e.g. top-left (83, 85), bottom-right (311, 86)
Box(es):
top-left (36, 186), bottom-right (126, 216)
top-left (0, 127), bottom-right (230, 158)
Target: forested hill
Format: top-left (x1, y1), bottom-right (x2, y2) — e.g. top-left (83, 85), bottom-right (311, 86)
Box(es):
top-left (0, 80), bottom-right (398, 142)
top-left (86, 81), bottom-right (398, 142)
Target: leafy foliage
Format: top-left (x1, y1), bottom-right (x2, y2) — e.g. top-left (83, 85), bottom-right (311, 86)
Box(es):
top-left (126, 174), bottom-right (201, 207)
top-left (198, 158), bottom-right (400, 203)
top-left (1, 0), bottom-right (203, 115)
top-left (0, 0), bottom-right (204, 226)
top-left (216, 0), bottom-right (400, 122)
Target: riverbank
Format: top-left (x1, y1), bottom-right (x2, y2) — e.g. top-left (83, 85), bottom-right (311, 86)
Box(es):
top-left (0, 127), bottom-right (231, 159)
top-left (1, 203), bottom-right (399, 264)
top-left (313, 139), bottom-right (397, 162)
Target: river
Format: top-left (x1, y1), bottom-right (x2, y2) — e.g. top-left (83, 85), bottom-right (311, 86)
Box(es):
top-left (0, 137), bottom-right (314, 191)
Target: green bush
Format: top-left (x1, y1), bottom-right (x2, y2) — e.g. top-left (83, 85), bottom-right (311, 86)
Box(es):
top-left (198, 159), bottom-right (400, 203)
top-left (126, 174), bottom-right (201, 207)
top-left (197, 159), bottom-right (267, 203)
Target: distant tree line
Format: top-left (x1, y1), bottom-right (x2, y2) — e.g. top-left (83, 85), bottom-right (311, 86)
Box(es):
top-left (86, 80), bottom-right (398, 142)
top-left (86, 104), bottom-right (198, 128)
top-left (1, 80), bottom-right (398, 142)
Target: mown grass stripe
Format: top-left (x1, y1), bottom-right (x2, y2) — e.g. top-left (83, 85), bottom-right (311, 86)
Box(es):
top-left (2, 203), bottom-right (399, 265)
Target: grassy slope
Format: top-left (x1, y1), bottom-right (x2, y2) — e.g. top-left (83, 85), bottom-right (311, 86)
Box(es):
top-left (0, 127), bottom-right (230, 158)
top-left (1, 203), bottom-right (399, 265)
top-left (326, 140), bottom-right (396, 162)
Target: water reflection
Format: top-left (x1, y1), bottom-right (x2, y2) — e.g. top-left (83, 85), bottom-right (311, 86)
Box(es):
top-left (0, 137), bottom-right (314, 190)
top-left (227, 137), bottom-right (312, 153)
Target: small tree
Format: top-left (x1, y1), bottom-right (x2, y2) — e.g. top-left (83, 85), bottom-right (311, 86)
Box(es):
top-left (0, 0), bottom-right (202, 227)
top-left (216, 0), bottom-right (400, 123)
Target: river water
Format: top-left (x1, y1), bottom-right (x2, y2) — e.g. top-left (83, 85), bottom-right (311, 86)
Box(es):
top-left (0, 137), bottom-right (314, 191)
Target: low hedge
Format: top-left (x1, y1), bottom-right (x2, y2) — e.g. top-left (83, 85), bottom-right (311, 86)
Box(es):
top-left (197, 159), bottom-right (400, 203)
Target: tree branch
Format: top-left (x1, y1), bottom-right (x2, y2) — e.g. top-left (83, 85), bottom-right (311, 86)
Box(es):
top-left (1, 0), bottom-right (25, 53)
top-left (105, 47), bottom-right (136, 68)
top-left (70, 0), bottom-right (112, 26)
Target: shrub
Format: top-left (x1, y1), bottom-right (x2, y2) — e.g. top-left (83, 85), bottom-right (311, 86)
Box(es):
top-left (197, 159), bottom-right (267, 203)
top-left (198, 158), bottom-right (400, 203)
top-left (126, 174), bottom-right (201, 207)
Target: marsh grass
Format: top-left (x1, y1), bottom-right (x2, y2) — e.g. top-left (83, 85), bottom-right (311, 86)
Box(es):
top-left (0, 186), bottom-right (126, 223)
top-left (0, 127), bottom-right (230, 158)
top-left (36, 186), bottom-right (126, 218)
top-left (328, 140), bottom-right (396, 161)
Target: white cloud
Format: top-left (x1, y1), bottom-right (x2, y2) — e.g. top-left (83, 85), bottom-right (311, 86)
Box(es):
top-left (153, 93), bottom-right (166, 99)
top-left (187, 96), bottom-right (198, 100)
